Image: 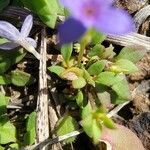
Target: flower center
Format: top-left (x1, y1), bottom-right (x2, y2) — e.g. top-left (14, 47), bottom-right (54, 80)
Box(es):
top-left (84, 6), bottom-right (96, 17)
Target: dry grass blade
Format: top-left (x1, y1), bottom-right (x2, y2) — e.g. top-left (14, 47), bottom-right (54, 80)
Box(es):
top-left (107, 101), bottom-right (130, 118)
top-left (107, 33), bottom-right (150, 51)
top-left (0, 6), bottom-right (44, 26)
top-left (36, 28), bottom-right (49, 149)
top-left (134, 5), bottom-right (150, 31)
top-left (22, 130), bottom-right (82, 150)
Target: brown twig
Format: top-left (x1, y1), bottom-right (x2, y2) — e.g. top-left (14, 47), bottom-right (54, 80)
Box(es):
top-left (36, 28), bottom-right (49, 149)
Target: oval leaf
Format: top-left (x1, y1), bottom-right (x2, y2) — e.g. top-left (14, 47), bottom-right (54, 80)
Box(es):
top-left (95, 72), bottom-right (123, 86)
top-left (0, 122), bottom-right (16, 144)
top-left (76, 90), bottom-right (84, 108)
top-left (21, 0), bottom-right (59, 28)
top-left (116, 46), bottom-right (146, 63)
top-left (72, 77), bottom-right (86, 89)
top-left (87, 60), bottom-right (106, 75)
top-left (56, 115), bottom-right (78, 143)
top-left (11, 70), bottom-right (35, 86)
top-left (48, 65), bottom-right (65, 76)
top-left (61, 43), bottom-right (73, 65)
top-left (110, 59), bottom-right (138, 74)
top-left (112, 78), bottom-right (131, 100)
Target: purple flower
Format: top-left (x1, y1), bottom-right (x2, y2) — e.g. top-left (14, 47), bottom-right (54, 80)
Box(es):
top-left (59, 0), bottom-right (135, 44)
top-left (0, 15), bottom-right (41, 59)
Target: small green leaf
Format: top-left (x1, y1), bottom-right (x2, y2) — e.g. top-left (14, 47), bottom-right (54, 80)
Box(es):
top-left (0, 146), bottom-right (4, 150)
top-left (112, 78), bottom-right (131, 100)
top-left (92, 119), bottom-right (102, 144)
top-left (11, 48), bottom-right (26, 64)
top-left (88, 44), bottom-right (104, 58)
top-left (110, 91), bottom-right (128, 104)
top-left (95, 72), bottom-right (123, 86)
top-left (72, 77), bottom-right (86, 89)
top-left (102, 44), bottom-right (115, 59)
top-left (0, 48), bottom-right (26, 74)
top-left (0, 121), bottom-right (16, 144)
top-left (40, 14), bottom-right (57, 29)
top-left (110, 59), bottom-right (138, 74)
top-left (24, 128), bottom-right (36, 145)
top-left (87, 60), bottom-right (106, 75)
top-left (83, 69), bottom-right (95, 87)
top-left (21, 0), bottom-right (59, 28)
top-left (81, 103), bottom-right (92, 119)
top-left (0, 59), bottom-right (11, 74)
top-left (116, 46), bottom-right (146, 63)
top-left (48, 65), bottom-right (65, 76)
top-left (57, 0), bottom-right (65, 15)
top-left (76, 90), bottom-right (84, 108)
top-left (24, 112), bottom-right (36, 145)
top-left (90, 29), bottom-right (106, 45)
top-left (9, 143), bottom-right (19, 149)
top-left (0, 92), bottom-right (7, 116)
top-left (0, 47), bottom-right (25, 64)
top-left (11, 70), bottom-right (35, 86)
top-left (100, 115), bottom-right (116, 129)
top-left (95, 107), bottom-right (107, 114)
top-left (56, 115), bottom-right (78, 143)
top-left (81, 114), bottom-right (93, 138)
top-left (61, 43), bottom-right (73, 65)
top-left (81, 114), bottom-right (101, 144)
top-left (26, 112), bottom-right (36, 132)
top-left (95, 82), bottom-right (108, 91)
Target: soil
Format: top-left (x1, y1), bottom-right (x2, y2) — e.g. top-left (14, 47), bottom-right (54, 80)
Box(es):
top-left (127, 112), bottom-right (150, 150)
top-left (115, 0), bottom-right (149, 13)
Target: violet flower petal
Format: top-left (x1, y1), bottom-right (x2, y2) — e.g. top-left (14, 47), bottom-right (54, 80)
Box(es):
top-left (21, 15), bottom-right (33, 37)
top-left (60, 0), bottom-right (113, 20)
top-left (0, 21), bottom-right (20, 41)
top-left (60, 0), bottom-right (113, 9)
top-left (0, 42), bottom-right (19, 50)
top-left (74, 0), bottom-right (103, 28)
top-left (58, 17), bottom-right (86, 44)
top-left (60, 0), bottom-right (81, 12)
top-left (82, 0), bottom-right (113, 7)
top-left (95, 8), bottom-right (135, 35)
top-left (25, 37), bottom-right (37, 48)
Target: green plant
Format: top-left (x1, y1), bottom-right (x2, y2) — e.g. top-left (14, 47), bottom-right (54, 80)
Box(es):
top-left (0, 93), bottom-right (17, 149)
top-left (48, 29), bottom-right (146, 144)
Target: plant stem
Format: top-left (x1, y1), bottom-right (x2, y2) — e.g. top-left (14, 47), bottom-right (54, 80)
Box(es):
top-left (77, 43), bottom-right (86, 66)
top-left (21, 41), bottom-right (41, 60)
